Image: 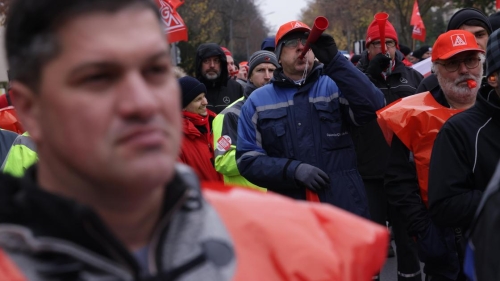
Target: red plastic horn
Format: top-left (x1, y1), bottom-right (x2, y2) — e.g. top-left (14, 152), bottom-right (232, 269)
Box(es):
top-left (298, 16), bottom-right (329, 60)
top-left (374, 12), bottom-right (389, 54)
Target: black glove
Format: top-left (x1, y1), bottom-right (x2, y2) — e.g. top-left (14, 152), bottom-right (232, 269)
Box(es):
top-left (366, 53), bottom-right (391, 80)
top-left (307, 33), bottom-right (338, 65)
top-left (294, 163), bottom-right (330, 192)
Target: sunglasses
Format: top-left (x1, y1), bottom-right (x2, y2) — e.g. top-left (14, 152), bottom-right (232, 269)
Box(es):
top-left (283, 37), bottom-right (308, 48)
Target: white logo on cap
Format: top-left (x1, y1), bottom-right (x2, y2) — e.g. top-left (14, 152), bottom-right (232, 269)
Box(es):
top-left (292, 21), bottom-right (303, 28)
top-left (451, 34), bottom-right (467, 47)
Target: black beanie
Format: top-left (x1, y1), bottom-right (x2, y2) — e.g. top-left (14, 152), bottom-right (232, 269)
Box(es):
top-left (179, 76), bottom-right (207, 109)
top-left (399, 44), bottom-right (411, 56)
top-left (447, 8), bottom-right (492, 34)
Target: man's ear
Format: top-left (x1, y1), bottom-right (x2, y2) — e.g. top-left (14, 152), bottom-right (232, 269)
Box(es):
top-left (488, 73), bottom-right (498, 88)
top-left (10, 81), bottom-right (42, 142)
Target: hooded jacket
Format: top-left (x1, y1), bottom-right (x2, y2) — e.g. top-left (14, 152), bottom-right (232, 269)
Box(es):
top-left (236, 52), bottom-right (385, 218)
top-left (352, 50), bottom-right (423, 179)
top-left (195, 43), bottom-right (243, 114)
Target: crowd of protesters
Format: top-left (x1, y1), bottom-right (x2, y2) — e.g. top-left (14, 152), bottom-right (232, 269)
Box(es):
top-left (0, 0), bottom-right (500, 280)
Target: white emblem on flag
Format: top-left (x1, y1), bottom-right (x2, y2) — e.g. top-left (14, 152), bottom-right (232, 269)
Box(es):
top-left (413, 26), bottom-right (422, 35)
top-left (451, 34), bottom-right (467, 47)
top-left (159, 0), bottom-right (185, 33)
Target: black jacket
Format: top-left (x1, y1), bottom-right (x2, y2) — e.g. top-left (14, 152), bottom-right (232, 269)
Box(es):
top-left (351, 51), bottom-right (423, 179)
top-left (429, 86), bottom-right (500, 230)
top-left (384, 90), bottom-right (461, 280)
top-left (467, 160), bottom-right (500, 281)
top-left (195, 43), bottom-right (243, 114)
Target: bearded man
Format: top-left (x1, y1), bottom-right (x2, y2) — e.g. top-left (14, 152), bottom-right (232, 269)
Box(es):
top-left (378, 30), bottom-right (484, 280)
top-left (428, 27), bottom-right (500, 255)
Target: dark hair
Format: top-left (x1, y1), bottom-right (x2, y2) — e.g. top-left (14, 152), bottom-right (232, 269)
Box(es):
top-left (5, 0), bottom-right (161, 90)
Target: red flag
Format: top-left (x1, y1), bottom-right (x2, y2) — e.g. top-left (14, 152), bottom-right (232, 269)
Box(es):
top-left (155, 0), bottom-right (188, 43)
top-left (410, 0), bottom-right (426, 42)
top-left (412, 23), bottom-right (426, 42)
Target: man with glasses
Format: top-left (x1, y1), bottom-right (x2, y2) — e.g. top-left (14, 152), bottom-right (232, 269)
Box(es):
top-left (417, 8), bottom-right (492, 95)
top-left (236, 20), bottom-right (384, 218)
top-left (379, 30), bottom-right (485, 280)
top-left (353, 15), bottom-right (424, 281)
top-left (428, 27), bottom-right (500, 272)
top-left (195, 43), bottom-right (243, 114)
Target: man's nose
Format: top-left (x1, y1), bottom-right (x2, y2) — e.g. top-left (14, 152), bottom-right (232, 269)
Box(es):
top-left (458, 61), bottom-right (469, 74)
top-left (118, 72), bottom-right (158, 119)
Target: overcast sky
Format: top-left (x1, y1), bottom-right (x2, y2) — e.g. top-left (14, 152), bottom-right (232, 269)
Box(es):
top-left (259, 0), bottom-right (310, 35)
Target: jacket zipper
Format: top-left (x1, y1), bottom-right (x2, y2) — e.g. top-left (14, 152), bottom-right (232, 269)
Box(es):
top-left (147, 188), bottom-right (190, 275)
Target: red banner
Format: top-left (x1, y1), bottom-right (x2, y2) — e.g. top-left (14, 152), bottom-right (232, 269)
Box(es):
top-left (411, 0), bottom-right (426, 42)
top-left (155, 0), bottom-right (188, 43)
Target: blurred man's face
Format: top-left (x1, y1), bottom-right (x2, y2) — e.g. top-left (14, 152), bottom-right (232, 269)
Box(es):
top-left (13, 7), bottom-right (182, 192)
top-left (421, 50), bottom-right (432, 59)
top-left (226, 55), bottom-right (236, 77)
top-left (461, 24), bottom-right (489, 51)
top-left (201, 56), bottom-right (221, 80)
top-left (435, 51), bottom-right (483, 108)
top-left (279, 33), bottom-right (314, 80)
top-left (368, 38), bottom-right (397, 60)
top-left (237, 65), bottom-right (248, 80)
top-left (249, 63), bottom-right (276, 88)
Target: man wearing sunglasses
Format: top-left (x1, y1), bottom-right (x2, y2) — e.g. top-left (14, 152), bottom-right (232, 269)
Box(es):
top-left (353, 15), bottom-right (424, 281)
top-left (379, 29), bottom-right (485, 281)
top-left (236, 20), bottom-right (385, 218)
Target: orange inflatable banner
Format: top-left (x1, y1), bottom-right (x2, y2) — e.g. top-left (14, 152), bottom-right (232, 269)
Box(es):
top-left (377, 92), bottom-right (463, 205)
top-left (203, 182), bottom-right (389, 281)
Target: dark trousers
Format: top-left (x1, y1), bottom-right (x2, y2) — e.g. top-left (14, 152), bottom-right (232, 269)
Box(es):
top-left (364, 179), bottom-right (422, 281)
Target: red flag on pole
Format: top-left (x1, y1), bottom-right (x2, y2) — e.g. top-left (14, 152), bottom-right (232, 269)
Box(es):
top-left (411, 0), bottom-right (426, 42)
top-left (155, 0), bottom-right (188, 43)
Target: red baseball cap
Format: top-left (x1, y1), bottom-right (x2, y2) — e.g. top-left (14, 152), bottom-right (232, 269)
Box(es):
top-left (275, 20), bottom-right (311, 46)
top-left (431, 30), bottom-right (484, 62)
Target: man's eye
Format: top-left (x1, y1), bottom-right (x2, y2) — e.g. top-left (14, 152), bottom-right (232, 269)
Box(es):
top-left (146, 65), bottom-right (167, 74)
top-left (83, 73), bottom-right (112, 83)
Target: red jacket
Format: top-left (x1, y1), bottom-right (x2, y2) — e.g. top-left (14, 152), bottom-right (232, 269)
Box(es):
top-left (179, 114), bottom-right (222, 182)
